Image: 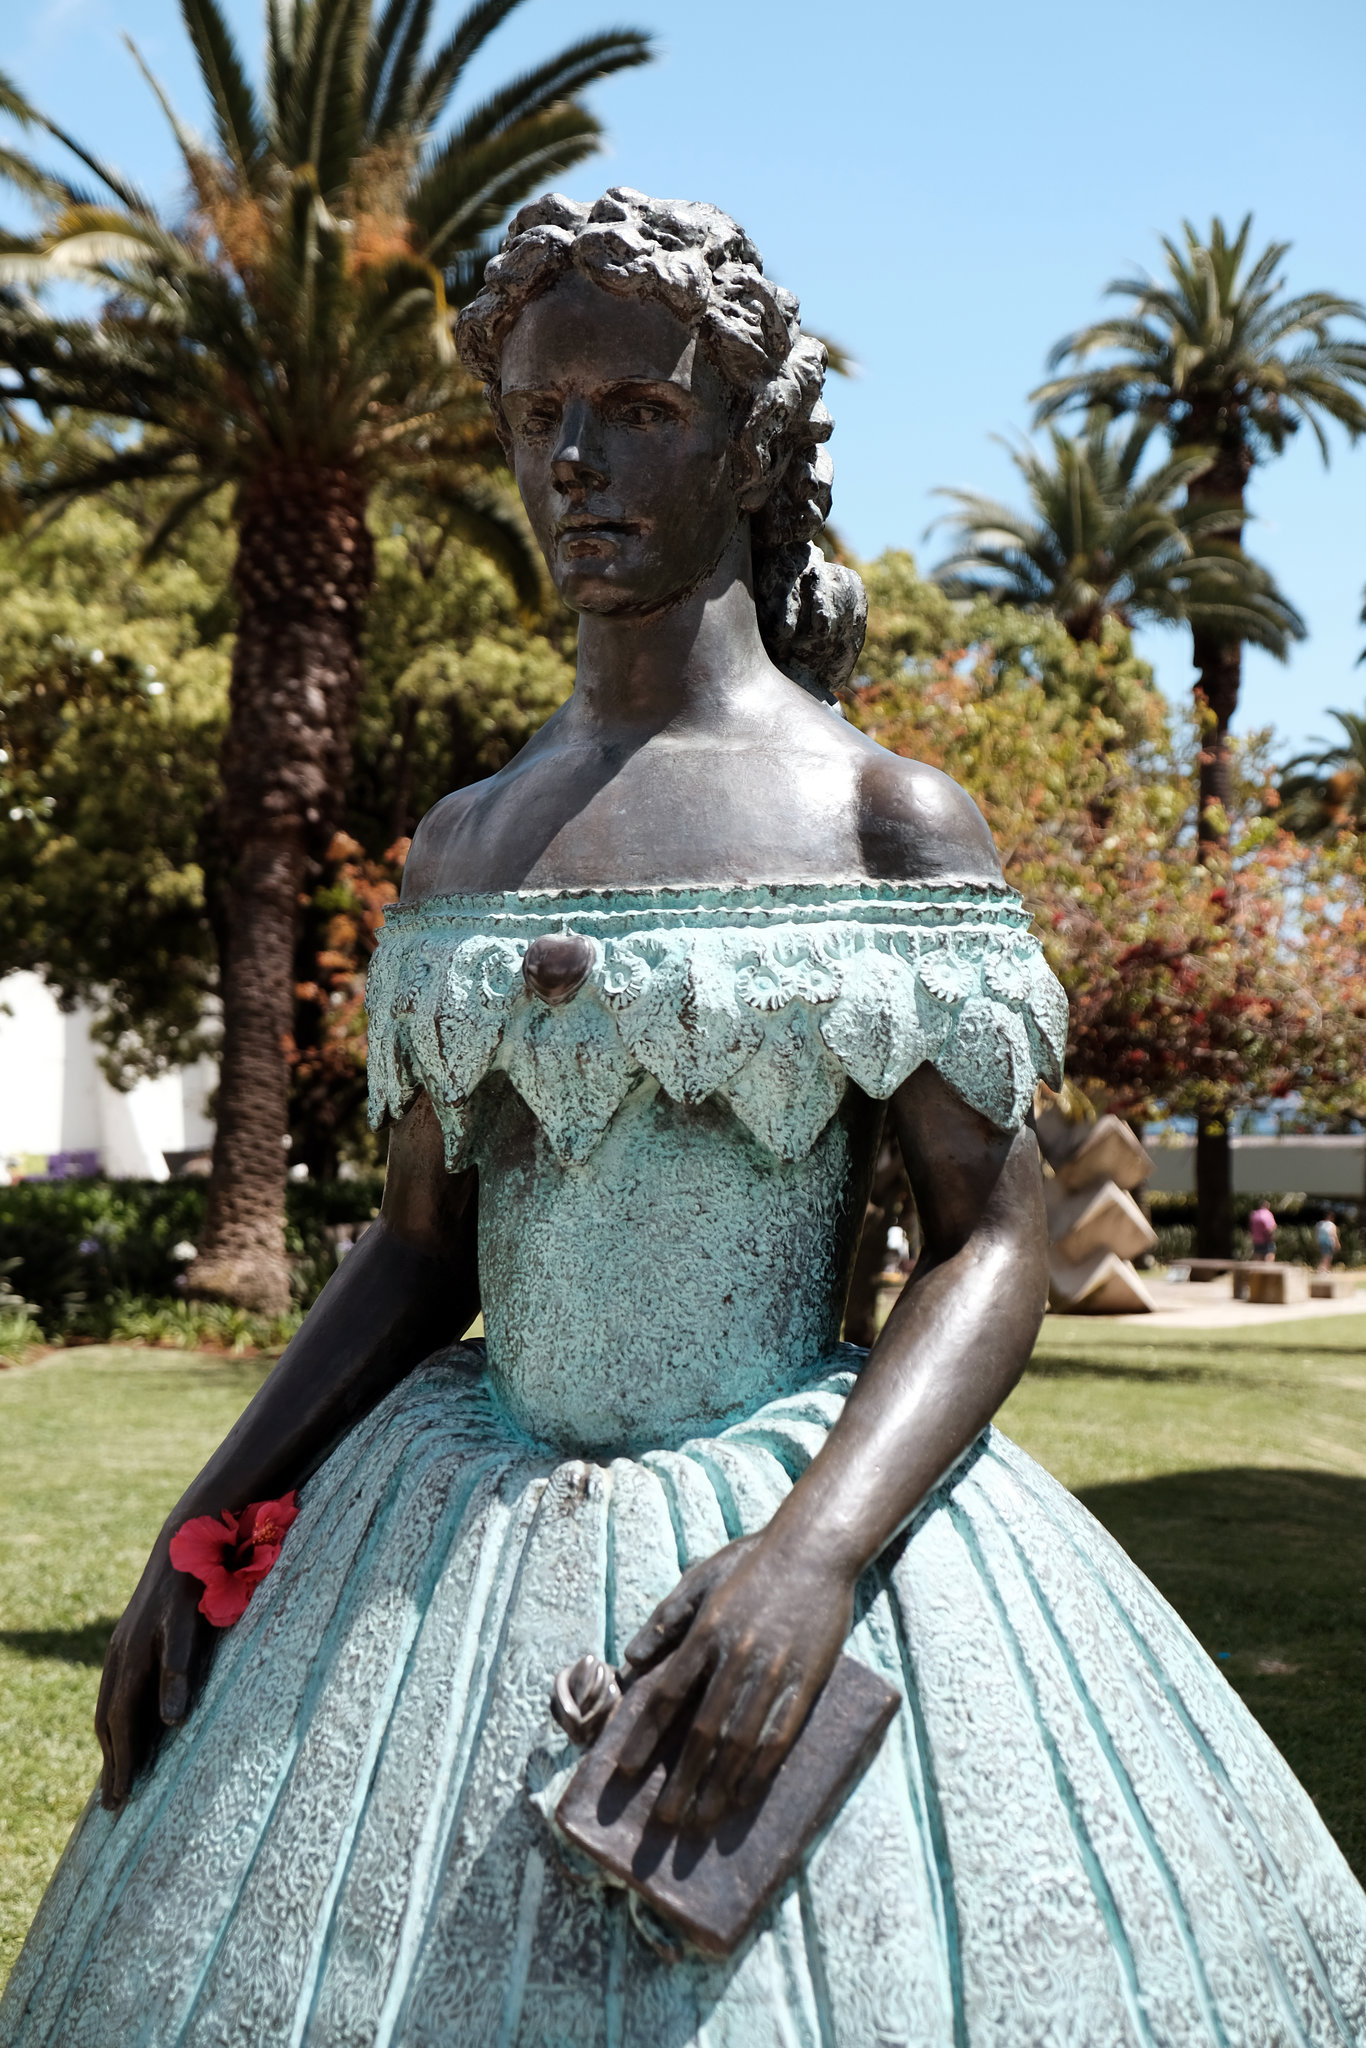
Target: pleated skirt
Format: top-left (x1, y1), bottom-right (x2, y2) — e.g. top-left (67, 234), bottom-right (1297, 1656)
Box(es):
top-left (4, 1345), bottom-right (1365, 2048)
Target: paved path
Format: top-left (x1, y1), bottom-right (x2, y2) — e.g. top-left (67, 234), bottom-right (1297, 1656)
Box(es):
top-left (1049, 1274), bottom-right (1366, 1333)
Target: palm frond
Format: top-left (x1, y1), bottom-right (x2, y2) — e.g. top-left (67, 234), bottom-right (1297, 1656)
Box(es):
top-left (412, 102), bottom-right (603, 260)
top-left (929, 413), bottom-right (1300, 649)
top-left (366, 0), bottom-right (436, 136)
top-left (418, 471), bottom-right (544, 607)
top-left (29, 108), bottom-right (154, 217)
top-left (416, 30), bottom-right (651, 148)
top-left (180, 0), bottom-right (267, 186)
top-left (17, 435), bottom-right (202, 507)
top-left (141, 473), bottom-right (226, 560)
top-left (408, 0), bottom-right (531, 130)
top-left (294, 0), bottom-right (370, 196)
top-left (123, 36), bottom-right (218, 196)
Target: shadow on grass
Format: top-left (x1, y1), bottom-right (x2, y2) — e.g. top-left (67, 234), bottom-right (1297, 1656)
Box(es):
top-left (1079, 1466), bottom-right (1366, 1882)
top-left (1029, 1356), bottom-right (1242, 1386)
top-left (0, 1618), bottom-right (117, 1668)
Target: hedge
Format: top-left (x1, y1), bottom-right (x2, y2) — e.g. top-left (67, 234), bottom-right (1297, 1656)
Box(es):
top-left (0, 1175), bottom-right (384, 1343)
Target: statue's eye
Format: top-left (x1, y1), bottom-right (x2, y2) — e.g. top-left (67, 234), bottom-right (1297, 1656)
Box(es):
top-left (515, 405), bottom-right (559, 442)
top-left (612, 399), bottom-right (674, 428)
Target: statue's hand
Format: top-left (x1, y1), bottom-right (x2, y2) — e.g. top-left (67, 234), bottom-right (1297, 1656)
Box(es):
top-left (95, 1544), bottom-right (206, 1811)
top-left (618, 1531), bottom-right (855, 1834)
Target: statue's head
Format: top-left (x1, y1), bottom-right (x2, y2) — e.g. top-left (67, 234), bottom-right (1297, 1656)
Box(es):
top-left (457, 188), bottom-right (866, 701)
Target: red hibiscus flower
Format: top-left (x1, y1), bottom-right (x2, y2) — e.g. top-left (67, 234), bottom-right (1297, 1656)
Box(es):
top-left (169, 1492), bottom-right (300, 1627)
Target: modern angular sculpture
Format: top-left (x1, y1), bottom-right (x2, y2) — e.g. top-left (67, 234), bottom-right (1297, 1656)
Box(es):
top-left (1038, 1106), bottom-right (1159, 1313)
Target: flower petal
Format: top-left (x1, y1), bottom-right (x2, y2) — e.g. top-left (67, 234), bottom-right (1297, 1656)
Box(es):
top-left (169, 1514), bottom-right (234, 1581)
top-left (197, 1568), bottom-right (252, 1627)
top-left (237, 1491), bottom-right (299, 1547)
top-left (236, 1546), bottom-right (281, 1582)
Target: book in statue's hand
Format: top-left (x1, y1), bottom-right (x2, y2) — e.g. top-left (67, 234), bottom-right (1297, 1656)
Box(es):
top-left (554, 1650), bottom-right (900, 1957)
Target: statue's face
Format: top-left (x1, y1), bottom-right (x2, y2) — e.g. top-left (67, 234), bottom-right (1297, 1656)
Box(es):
top-left (498, 271), bottom-right (742, 615)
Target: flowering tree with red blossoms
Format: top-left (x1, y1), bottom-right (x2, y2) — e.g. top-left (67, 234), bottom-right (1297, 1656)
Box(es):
top-left (844, 553), bottom-right (1366, 1255)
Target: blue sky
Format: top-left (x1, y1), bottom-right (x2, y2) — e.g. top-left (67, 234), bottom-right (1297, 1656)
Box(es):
top-left (8, 0), bottom-right (1366, 754)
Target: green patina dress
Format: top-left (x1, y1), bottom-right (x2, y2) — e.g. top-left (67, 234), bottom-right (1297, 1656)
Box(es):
top-left (5, 880), bottom-right (1366, 2048)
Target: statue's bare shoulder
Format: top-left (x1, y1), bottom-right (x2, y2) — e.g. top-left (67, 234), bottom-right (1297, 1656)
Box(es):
top-left (402, 787), bottom-right (476, 903)
top-left (847, 725), bottom-right (1003, 887)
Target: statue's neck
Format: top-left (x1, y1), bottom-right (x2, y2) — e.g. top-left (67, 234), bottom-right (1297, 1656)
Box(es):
top-left (569, 526), bottom-right (774, 736)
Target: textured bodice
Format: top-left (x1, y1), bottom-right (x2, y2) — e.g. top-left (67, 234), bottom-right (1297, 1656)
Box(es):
top-left (366, 879), bottom-right (1066, 1451)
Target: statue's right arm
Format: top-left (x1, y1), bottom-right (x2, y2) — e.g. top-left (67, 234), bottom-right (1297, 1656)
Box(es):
top-left (95, 1092), bottom-right (478, 1809)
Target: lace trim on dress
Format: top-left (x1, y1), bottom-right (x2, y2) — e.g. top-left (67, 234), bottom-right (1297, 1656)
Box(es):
top-left (365, 881), bottom-right (1067, 1166)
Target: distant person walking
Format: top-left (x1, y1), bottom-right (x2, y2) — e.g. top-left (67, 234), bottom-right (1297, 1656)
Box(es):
top-left (1249, 1202), bottom-right (1278, 1263)
top-left (1316, 1213), bottom-right (1341, 1272)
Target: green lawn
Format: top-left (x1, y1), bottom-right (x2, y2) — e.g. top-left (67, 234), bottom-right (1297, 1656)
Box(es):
top-left (0, 1348), bottom-right (271, 1990)
top-left (1001, 1313), bottom-right (1366, 1887)
top-left (2, 1320), bottom-right (1365, 1989)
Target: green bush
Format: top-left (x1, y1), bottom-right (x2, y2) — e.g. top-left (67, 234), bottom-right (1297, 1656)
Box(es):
top-left (0, 1175), bottom-right (383, 1343)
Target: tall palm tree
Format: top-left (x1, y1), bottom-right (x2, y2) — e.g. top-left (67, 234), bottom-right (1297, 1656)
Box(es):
top-left (0, 0), bottom-right (650, 1312)
top-left (1033, 217), bottom-right (1366, 848)
top-left (932, 413), bottom-right (1302, 654)
top-left (1278, 710), bottom-right (1366, 838)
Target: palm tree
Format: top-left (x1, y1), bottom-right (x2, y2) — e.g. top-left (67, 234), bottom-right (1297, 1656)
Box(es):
top-left (932, 413), bottom-right (1302, 654)
top-left (1033, 216), bottom-right (1366, 849)
top-left (0, 0), bottom-right (650, 1312)
top-left (1278, 711), bottom-right (1366, 838)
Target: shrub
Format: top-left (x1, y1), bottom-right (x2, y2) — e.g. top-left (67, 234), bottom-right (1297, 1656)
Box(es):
top-left (1145, 1193), bottom-right (1366, 1268)
top-left (0, 1175), bottom-right (383, 1343)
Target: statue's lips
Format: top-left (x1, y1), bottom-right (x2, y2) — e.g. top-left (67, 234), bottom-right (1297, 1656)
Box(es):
top-left (556, 517), bottom-right (642, 555)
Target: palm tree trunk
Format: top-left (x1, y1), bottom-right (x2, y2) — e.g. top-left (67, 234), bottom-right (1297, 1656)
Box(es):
top-left (1184, 438), bottom-right (1250, 1250)
top-left (187, 466), bottom-right (373, 1313)
top-left (1195, 1117), bottom-right (1234, 1261)
top-left (1192, 631), bottom-right (1241, 853)
top-left (1183, 434), bottom-right (1251, 855)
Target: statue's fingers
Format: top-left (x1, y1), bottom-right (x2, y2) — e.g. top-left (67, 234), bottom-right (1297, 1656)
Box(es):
top-left (622, 1565), bottom-right (710, 1670)
top-left (654, 1655), bottom-right (764, 1831)
top-left (689, 1662), bottom-right (781, 1832)
top-left (98, 1634), bottom-right (148, 1811)
top-left (104, 1673), bottom-right (143, 1812)
top-left (617, 1639), bottom-right (709, 1774)
top-left (159, 1598), bottom-right (198, 1725)
top-left (732, 1678), bottom-right (810, 1807)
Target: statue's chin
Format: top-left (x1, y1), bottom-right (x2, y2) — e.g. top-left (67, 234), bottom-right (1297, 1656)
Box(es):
top-left (556, 534), bottom-right (743, 624)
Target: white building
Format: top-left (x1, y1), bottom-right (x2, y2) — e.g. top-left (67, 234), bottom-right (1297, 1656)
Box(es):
top-left (0, 971), bottom-right (216, 1181)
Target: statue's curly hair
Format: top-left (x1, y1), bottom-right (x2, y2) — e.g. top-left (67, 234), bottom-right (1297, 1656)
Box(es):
top-left (457, 187), bottom-right (867, 702)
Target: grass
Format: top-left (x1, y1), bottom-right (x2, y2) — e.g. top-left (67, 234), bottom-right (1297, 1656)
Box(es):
top-left (1, 1318), bottom-right (1365, 1988)
top-left (1000, 1312), bottom-right (1366, 1884)
top-left (0, 1348), bottom-right (271, 1989)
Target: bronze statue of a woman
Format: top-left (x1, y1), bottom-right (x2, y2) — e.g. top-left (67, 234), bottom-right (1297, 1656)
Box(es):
top-left (5, 189), bottom-right (1364, 2045)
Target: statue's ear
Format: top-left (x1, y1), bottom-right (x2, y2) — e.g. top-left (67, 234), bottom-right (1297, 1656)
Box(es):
top-left (731, 407), bottom-right (788, 515)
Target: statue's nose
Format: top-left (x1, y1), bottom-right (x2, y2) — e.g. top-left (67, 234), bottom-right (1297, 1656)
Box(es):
top-left (523, 933), bottom-right (594, 1006)
top-left (551, 449), bottom-right (610, 493)
top-left (551, 399), bottom-right (609, 493)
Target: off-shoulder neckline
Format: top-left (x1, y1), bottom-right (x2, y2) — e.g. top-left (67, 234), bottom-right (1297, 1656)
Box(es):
top-left (387, 875), bottom-right (1019, 922)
